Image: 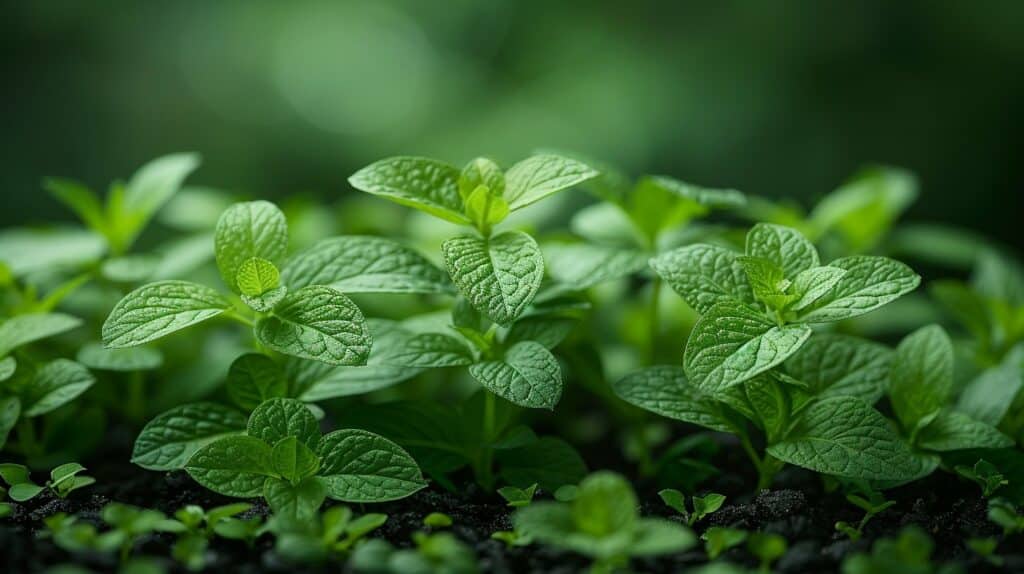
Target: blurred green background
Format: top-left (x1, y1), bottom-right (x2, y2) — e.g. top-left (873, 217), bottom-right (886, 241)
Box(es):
top-left (3, 0), bottom-right (1022, 249)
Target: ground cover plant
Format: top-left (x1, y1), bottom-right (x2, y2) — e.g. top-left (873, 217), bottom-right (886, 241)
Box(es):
top-left (1, 153), bottom-right (1024, 573)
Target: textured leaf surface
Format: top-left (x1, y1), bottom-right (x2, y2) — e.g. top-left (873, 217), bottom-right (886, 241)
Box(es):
top-left (746, 223), bottom-right (819, 277)
top-left (890, 325), bottom-right (953, 429)
top-left (0, 313), bottom-right (82, 357)
top-left (348, 157), bottom-right (466, 223)
top-left (282, 236), bottom-right (452, 294)
top-left (214, 201), bottom-right (288, 293)
top-left (957, 345), bottom-right (1024, 426)
top-left (377, 332), bottom-right (474, 368)
top-left (270, 436), bottom-right (321, 481)
top-left (226, 354), bottom-right (288, 411)
top-left (255, 286), bottom-right (371, 366)
top-left (783, 334), bottom-right (891, 402)
top-left (185, 435), bottom-right (275, 497)
top-left (798, 256), bottom-right (920, 323)
top-left (651, 245), bottom-right (754, 314)
top-left (22, 359), bottom-right (95, 417)
top-left (767, 396), bottom-right (919, 480)
top-left (102, 281), bottom-right (231, 348)
top-left (77, 342), bottom-right (163, 372)
top-left (236, 257), bottom-right (280, 296)
top-left (247, 398), bottom-right (320, 451)
top-left (503, 154), bottom-right (598, 210)
top-left (684, 301), bottom-right (812, 394)
top-left (544, 243), bottom-right (648, 290)
top-left (132, 402), bottom-right (247, 470)
top-left (264, 476), bottom-right (326, 524)
top-left (917, 410), bottom-right (1013, 452)
top-left (612, 366), bottom-right (733, 432)
top-left (318, 429), bottom-right (426, 502)
top-left (789, 266), bottom-right (847, 311)
top-left (442, 231), bottom-right (544, 326)
top-left (469, 341), bottom-right (562, 409)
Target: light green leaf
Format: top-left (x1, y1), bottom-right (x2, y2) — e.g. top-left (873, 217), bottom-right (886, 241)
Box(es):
top-left (783, 334), bottom-right (891, 403)
top-left (22, 359), bottom-right (95, 417)
top-left (746, 223), bottom-right (819, 277)
top-left (632, 519), bottom-right (697, 556)
top-left (684, 301), bottom-right (812, 394)
top-left (458, 157), bottom-right (505, 200)
top-left (264, 476), bottom-right (327, 524)
top-left (255, 286), bottom-right (371, 366)
top-left (185, 435), bottom-right (275, 497)
top-left (282, 236), bottom-right (452, 294)
top-left (77, 342), bottom-right (163, 372)
top-left (917, 410), bottom-right (1013, 452)
top-left (214, 201), bottom-right (288, 293)
top-left (100, 255), bottom-right (159, 283)
top-left (318, 429), bottom-right (426, 502)
top-left (132, 402), bottom-right (247, 470)
top-left (890, 325), bottom-right (954, 429)
top-left (737, 255), bottom-right (792, 310)
top-left (958, 346), bottom-right (1024, 425)
top-left (504, 316), bottom-right (577, 350)
top-left (0, 313), bottom-right (82, 357)
top-left (0, 398), bottom-right (20, 450)
top-left (572, 471), bottom-right (638, 536)
top-left (496, 437), bottom-right (588, 492)
top-left (247, 398), bottom-right (320, 451)
top-left (45, 178), bottom-right (106, 233)
top-left (789, 266), bottom-right (847, 311)
top-left (810, 165), bottom-right (917, 252)
top-left (503, 154), bottom-right (598, 211)
top-left (442, 231), bottom-right (544, 326)
top-left (123, 153), bottom-right (201, 230)
top-left (797, 256), bottom-right (921, 323)
top-left (0, 356), bottom-right (15, 382)
top-left (544, 243), bottom-right (648, 290)
top-left (226, 354), bottom-right (288, 411)
top-left (469, 341), bottom-right (562, 409)
top-left (348, 157), bottom-right (467, 223)
top-left (102, 280), bottom-right (232, 348)
top-left (241, 286), bottom-right (287, 313)
top-left (972, 249), bottom-right (1024, 305)
top-left (651, 245), bottom-right (754, 314)
top-left (612, 366), bottom-right (733, 433)
top-left (0, 228), bottom-right (105, 277)
top-left (767, 396), bottom-right (920, 480)
top-left (270, 436), bottom-right (321, 482)
top-left (464, 185), bottom-right (509, 230)
top-left (644, 176), bottom-right (746, 210)
top-left (377, 332), bottom-right (474, 368)
top-left (236, 257), bottom-right (280, 297)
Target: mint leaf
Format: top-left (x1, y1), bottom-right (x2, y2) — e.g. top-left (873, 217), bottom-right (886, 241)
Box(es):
top-left (503, 154), bottom-right (598, 211)
top-left (247, 398), bottom-right (320, 451)
top-left (377, 332), bottom-right (475, 368)
top-left (890, 325), bottom-right (954, 429)
top-left (544, 243), bottom-right (648, 290)
top-left (737, 256), bottom-right (792, 310)
top-left (45, 178), bottom-right (106, 234)
top-left (504, 316), bottom-right (577, 350)
top-left (651, 245), bottom-right (754, 314)
top-left (102, 280), bottom-right (231, 348)
top-left (459, 157), bottom-right (505, 199)
top-left (77, 342), bottom-right (163, 372)
top-left (0, 356), bottom-right (15, 382)
top-left (270, 436), bottom-right (321, 482)
top-left (767, 396), bottom-right (919, 481)
top-left (22, 359), bottom-right (95, 417)
top-left (282, 236), bottom-right (452, 295)
top-left (612, 366), bottom-right (733, 433)
top-left (226, 354), bottom-right (288, 411)
top-left (0, 228), bottom-right (104, 277)
top-left (236, 257), bottom-right (280, 296)
top-left (684, 301), bottom-right (812, 394)
top-left (746, 223), bottom-right (819, 277)
top-left (783, 334), bottom-right (891, 402)
top-left (442, 231), bottom-right (544, 325)
top-left (185, 435), bottom-right (275, 497)
top-left (318, 429), bottom-right (426, 502)
top-left (132, 402), bottom-right (247, 470)
top-left (215, 201), bottom-right (288, 293)
top-left (496, 437), bottom-right (588, 491)
top-left (469, 341), bottom-right (562, 409)
top-left (0, 398), bottom-right (20, 450)
top-left (101, 255), bottom-right (159, 283)
top-left (464, 185), bottom-right (510, 231)
top-left (241, 286), bottom-right (287, 313)
top-left (348, 157), bottom-right (466, 223)
top-left (917, 410), bottom-right (1013, 452)
top-left (788, 266), bottom-right (847, 311)
top-left (958, 346), bottom-right (1024, 425)
top-left (122, 153), bottom-right (201, 234)
top-left (264, 476), bottom-right (327, 524)
top-left (797, 256), bottom-right (920, 323)
top-left (0, 313), bottom-right (82, 357)
top-left (255, 286), bottom-right (371, 366)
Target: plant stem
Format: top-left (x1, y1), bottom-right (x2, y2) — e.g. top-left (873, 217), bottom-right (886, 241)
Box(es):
top-left (739, 433), bottom-right (779, 490)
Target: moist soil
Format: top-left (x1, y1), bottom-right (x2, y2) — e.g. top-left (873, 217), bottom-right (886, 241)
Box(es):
top-left (2, 427), bottom-right (1023, 574)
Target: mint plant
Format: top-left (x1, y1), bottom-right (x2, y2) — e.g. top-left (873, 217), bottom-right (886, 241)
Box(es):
top-left (834, 486), bottom-right (896, 542)
top-left (658, 489), bottom-right (726, 526)
top-left (616, 223), bottom-right (923, 487)
top-left (955, 459), bottom-right (1008, 498)
top-left (268, 505), bottom-right (387, 564)
top-left (0, 462), bottom-right (94, 501)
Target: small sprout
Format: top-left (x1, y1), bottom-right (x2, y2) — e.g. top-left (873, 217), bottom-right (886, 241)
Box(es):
top-left (834, 488), bottom-right (895, 541)
top-left (0, 462), bottom-right (94, 502)
top-left (988, 498), bottom-right (1024, 535)
top-left (423, 512), bottom-right (453, 528)
top-left (491, 530), bottom-right (532, 547)
top-left (270, 506), bottom-right (387, 564)
top-left (658, 488), bottom-right (726, 526)
top-left (702, 526), bottom-right (748, 560)
top-left (966, 537), bottom-right (1002, 566)
top-left (955, 459), bottom-right (1008, 498)
top-left (748, 532), bottom-right (788, 572)
top-left (213, 516), bottom-right (264, 546)
top-left (841, 526), bottom-right (945, 573)
top-left (497, 483), bottom-right (538, 507)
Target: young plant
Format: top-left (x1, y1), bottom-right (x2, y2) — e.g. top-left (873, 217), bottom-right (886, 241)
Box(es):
top-left (615, 223), bottom-right (923, 488)
top-left (988, 498), bottom-right (1024, 535)
top-left (702, 526), bottom-right (748, 560)
top-left (183, 398), bottom-right (424, 523)
top-left (841, 526), bottom-right (961, 574)
top-left (498, 483), bottom-right (538, 507)
top-left (0, 462), bottom-right (94, 501)
top-left (834, 485), bottom-right (896, 541)
top-left (44, 503), bottom-right (185, 563)
top-left (269, 505), bottom-right (388, 564)
top-left (513, 471), bottom-right (695, 574)
top-left (658, 488), bottom-right (726, 526)
top-left (747, 531), bottom-right (788, 572)
top-left (955, 459), bottom-right (1008, 498)
top-left (350, 531), bottom-right (480, 574)
top-left (170, 502), bottom-right (252, 570)
top-left (423, 512), bottom-right (453, 528)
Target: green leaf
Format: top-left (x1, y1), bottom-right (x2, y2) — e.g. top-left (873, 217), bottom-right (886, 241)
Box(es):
top-left (77, 342), bottom-right (163, 371)
top-left (226, 354), bottom-right (289, 411)
top-left (122, 152), bottom-right (201, 233)
top-left (651, 245), bottom-right (754, 314)
top-left (9, 483), bottom-right (45, 502)
top-left (442, 231), bottom-right (545, 326)
top-left (0, 313), bottom-right (82, 357)
top-left (185, 435), bottom-right (275, 497)
top-left (247, 398), bottom-right (320, 451)
top-left (572, 471), bottom-right (637, 537)
top-left (469, 341), bottom-right (562, 409)
top-left (255, 286), bottom-right (372, 366)
top-left (458, 157), bottom-right (505, 200)
top-left (543, 243), bottom-right (648, 290)
top-left (797, 256), bottom-right (921, 323)
top-left (264, 476), bottom-right (327, 525)
top-left (502, 154), bottom-right (598, 211)
top-left (746, 223), bottom-right (819, 277)
top-left (767, 396), bottom-right (919, 481)
top-left (783, 334), bottom-right (891, 403)
top-left (972, 250), bottom-right (1024, 306)
top-left (45, 178), bottom-right (106, 234)
top-left (377, 332), bottom-right (475, 368)
top-left (270, 436), bottom-right (321, 482)
top-left (236, 257), bottom-right (280, 296)
top-left (22, 359), bottom-right (95, 417)
top-left (132, 402), bottom-right (247, 470)
top-left (0, 462), bottom-right (31, 486)
top-left (0, 228), bottom-right (105, 277)
top-left (0, 398), bottom-right (20, 450)
top-left (241, 286), bottom-right (287, 313)
top-left (890, 325), bottom-right (954, 429)
top-left (214, 201), bottom-right (288, 293)
top-left (0, 356), bottom-right (15, 382)
top-left (101, 254), bottom-right (159, 283)
top-left (102, 280), bottom-right (232, 348)
top-left (917, 410), bottom-right (1013, 452)
top-left (464, 185), bottom-right (509, 230)
top-left (348, 157), bottom-right (466, 223)
top-left (496, 437), bottom-right (588, 492)
top-left (737, 256), bottom-right (792, 310)
top-left (684, 301), bottom-right (812, 394)
top-left (504, 316), bottom-right (577, 350)
top-left (810, 166), bottom-right (917, 252)
top-left (282, 236), bottom-right (452, 294)
top-left (318, 429), bottom-right (426, 502)
top-left (789, 266), bottom-right (847, 311)
top-left (632, 518), bottom-right (696, 556)
top-left (612, 366), bottom-right (734, 433)
top-left (958, 346), bottom-right (1024, 425)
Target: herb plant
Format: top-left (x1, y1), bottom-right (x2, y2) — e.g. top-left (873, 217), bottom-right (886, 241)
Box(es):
top-left (0, 462), bottom-right (94, 501)
top-left (658, 488), bottom-right (726, 526)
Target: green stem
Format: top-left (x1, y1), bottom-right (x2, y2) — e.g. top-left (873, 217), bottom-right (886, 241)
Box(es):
top-left (739, 433), bottom-right (779, 490)
top-left (225, 309), bottom-right (256, 328)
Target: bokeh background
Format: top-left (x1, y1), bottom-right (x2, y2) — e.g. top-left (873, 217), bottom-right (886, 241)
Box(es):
top-left (3, 0), bottom-right (1022, 249)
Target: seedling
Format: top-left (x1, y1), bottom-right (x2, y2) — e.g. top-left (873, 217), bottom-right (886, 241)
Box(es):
top-left (703, 526), bottom-right (748, 560)
top-left (748, 532), bottom-right (788, 572)
top-left (170, 502), bottom-right (253, 570)
top-left (841, 526), bottom-right (960, 574)
top-left (514, 471), bottom-right (695, 573)
top-left (44, 503), bottom-right (185, 563)
top-left (955, 459), bottom-right (1008, 498)
top-left (423, 512), bottom-right (453, 528)
top-left (350, 531), bottom-right (479, 574)
top-left (834, 486), bottom-right (895, 542)
top-left (658, 488), bottom-right (726, 526)
top-left (0, 462), bottom-right (94, 501)
top-left (497, 483), bottom-right (538, 507)
top-left (988, 498), bottom-right (1024, 535)
top-left (270, 505), bottom-right (388, 564)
